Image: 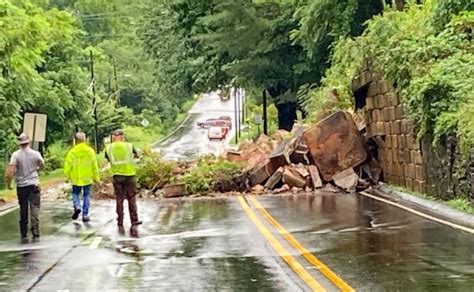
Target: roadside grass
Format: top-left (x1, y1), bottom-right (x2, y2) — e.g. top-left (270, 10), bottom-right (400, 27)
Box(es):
top-left (389, 185), bottom-right (474, 215)
top-left (0, 168), bottom-right (64, 202)
top-left (176, 97), bottom-right (197, 124)
top-left (446, 197), bottom-right (474, 215)
top-left (124, 126), bottom-right (164, 150)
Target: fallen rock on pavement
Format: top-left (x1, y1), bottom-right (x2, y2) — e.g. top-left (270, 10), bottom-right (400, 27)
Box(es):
top-left (163, 183), bottom-right (186, 198)
top-left (303, 111), bottom-right (367, 181)
top-left (282, 166), bottom-right (307, 188)
top-left (250, 184), bottom-right (265, 195)
top-left (265, 167), bottom-right (284, 190)
top-left (273, 184), bottom-right (291, 194)
top-left (308, 165), bottom-right (323, 189)
top-left (332, 168), bottom-right (358, 193)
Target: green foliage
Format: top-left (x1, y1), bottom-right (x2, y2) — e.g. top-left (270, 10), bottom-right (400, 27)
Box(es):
top-left (363, 6), bottom-right (474, 147)
top-left (141, 0), bottom-right (217, 124)
top-left (446, 197), bottom-right (474, 215)
top-left (44, 142), bottom-right (68, 172)
top-left (136, 151), bottom-right (173, 190)
top-left (0, 160), bottom-right (6, 189)
top-left (429, 0), bottom-right (474, 31)
top-left (459, 95), bottom-right (474, 155)
top-left (179, 158), bottom-right (242, 195)
top-left (301, 38), bottom-right (364, 121)
top-left (303, 2), bottom-right (474, 155)
top-left (292, 0), bottom-right (383, 60)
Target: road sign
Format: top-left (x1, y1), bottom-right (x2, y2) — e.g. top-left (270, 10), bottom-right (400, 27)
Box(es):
top-left (141, 118), bottom-right (150, 128)
top-left (23, 113), bottom-right (47, 142)
top-left (254, 113), bottom-right (262, 125)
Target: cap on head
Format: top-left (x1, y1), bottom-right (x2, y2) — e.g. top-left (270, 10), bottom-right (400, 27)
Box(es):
top-left (17, 133), bottom-right (30, 145)
top-left (75, 132), bottom-right (86, 142)
top-left (113, 129), bottom-right (124, 136)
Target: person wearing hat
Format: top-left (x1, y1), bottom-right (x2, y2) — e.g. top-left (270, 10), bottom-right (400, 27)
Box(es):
top-left (5, 133), bottom-right (45, 240)
top-left (63, 132), bottom-right (100, 222)
top-left (105, 129), bottom-right (142, 227)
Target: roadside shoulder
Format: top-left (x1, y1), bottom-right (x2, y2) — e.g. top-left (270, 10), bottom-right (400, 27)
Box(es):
top-left (0, 201), bottom-right (18, 215)
top-left (366, 184), bottom-right (474, 230)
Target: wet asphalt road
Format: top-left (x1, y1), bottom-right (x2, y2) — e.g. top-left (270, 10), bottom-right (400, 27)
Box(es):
top-left (2, 95), bottom-right (474, 291)
top-left (1, 194), bottom-right (474, 291)
top-left (157, 92), bottom-right (238, 161)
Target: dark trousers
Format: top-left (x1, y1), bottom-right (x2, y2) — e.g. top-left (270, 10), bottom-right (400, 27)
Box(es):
top-left (17, 185), bottom-right (41, 237)
top-left (113, 175), bottom-right (138, 225)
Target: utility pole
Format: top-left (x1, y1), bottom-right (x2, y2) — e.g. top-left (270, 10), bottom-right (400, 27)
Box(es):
top-left (262, 89), bottom-right (268, 135)
top-left (237, 86), bottom-right (241, 138)
top-left (234, 87), bottom-right (239, 144)
top-left (241, 88), bottom-right (245, 126)
top-left (113, 58), bottom-right (119, 105)
top-left (90, 50), bottom-right (99, 152)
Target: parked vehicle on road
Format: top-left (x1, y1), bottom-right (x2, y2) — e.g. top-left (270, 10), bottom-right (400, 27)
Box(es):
top-left (198, 117), bottom-right (232, 129)
top-left (197, 118), bottom-right (219, 129)
top-left (218, 116), bottom-right (232, 129)
top-left (208, 126), bottom-right (228, 141)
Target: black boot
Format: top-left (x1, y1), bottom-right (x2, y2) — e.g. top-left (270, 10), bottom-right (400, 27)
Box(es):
top-left (72, 208), bottom-right (81, 220)
top-left (19, 222), bottom-right (28, 240)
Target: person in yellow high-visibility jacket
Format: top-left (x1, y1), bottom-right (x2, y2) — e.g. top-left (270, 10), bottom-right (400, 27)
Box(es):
top-left (105, 129), bottom-right (142, 229)
top-left (64, 132), bottom-right (100, 222)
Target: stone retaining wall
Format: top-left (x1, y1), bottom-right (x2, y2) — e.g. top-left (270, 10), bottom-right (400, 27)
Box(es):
top-left (362, 81), bottom-right (425, 193)
top-left (353, 61), bottom-right (472, 200)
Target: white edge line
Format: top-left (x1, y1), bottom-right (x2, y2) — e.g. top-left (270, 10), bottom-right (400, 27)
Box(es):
top-left (0, 205), bottom-right (19, 217)
top-left (360, 191), bottom-right (474, 234)
top-left (89, 236), bottom-right (103, 249)
top-left (151, 114), bottom-right (192, 148)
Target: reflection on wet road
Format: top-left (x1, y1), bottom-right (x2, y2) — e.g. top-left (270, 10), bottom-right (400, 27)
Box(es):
top-left (1, 193), bottom-right (474, 290)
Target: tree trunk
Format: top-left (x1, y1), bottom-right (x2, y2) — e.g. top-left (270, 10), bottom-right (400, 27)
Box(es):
top-left (262, 89), bottom-right (268, 135)
top-left (275, 102), bottom-right (297, 131)
top-left (392, 0), bottom-right (404, 10)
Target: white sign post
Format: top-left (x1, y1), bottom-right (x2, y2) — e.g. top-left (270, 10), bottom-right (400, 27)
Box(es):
top-left (23, 113), bottom-right (47, 150)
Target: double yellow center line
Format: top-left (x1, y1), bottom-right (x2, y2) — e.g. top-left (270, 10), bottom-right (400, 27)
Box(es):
top-left (238, 196), bottom-right (354, 292)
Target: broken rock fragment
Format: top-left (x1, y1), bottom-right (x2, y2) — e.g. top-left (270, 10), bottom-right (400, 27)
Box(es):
top-left (332, 168), bottom-right (358, 192)
top-left (163, 183), bottom-right (185, 198)
top-left (302, 111), bottom-right (367, 181)
top-left (282, 166), bottom-right (307, 188)
top-left (307, 165), bottom-right (323, 189)
top-left (265, 167), bottom-right (284, 190)
top-left (250, 184), bottom-right (265, 195)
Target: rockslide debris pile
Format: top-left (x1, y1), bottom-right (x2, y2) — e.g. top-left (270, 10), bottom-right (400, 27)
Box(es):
top-left (227, 111), bottom-right (382, 195)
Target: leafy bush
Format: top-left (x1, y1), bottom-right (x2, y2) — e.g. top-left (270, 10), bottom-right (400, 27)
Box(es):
top-left (447, 197), bottom-right (474, 215)
top-left (44, 142), bottom-right (68, 172)
top-left (459, 95), bottom-right (474, 155)
top-left (364, 8), bottom-right (474, 146)
top-left (0, 160), bottom-right (6, 189)
top-left (303, 3), bottom-right (474, 156)
top-left (136, 150), bottom-right (173, 190)
top-left (300, 37), bottom-right (363, 122)
top-left (179, 158), bottom-right (242, 195)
